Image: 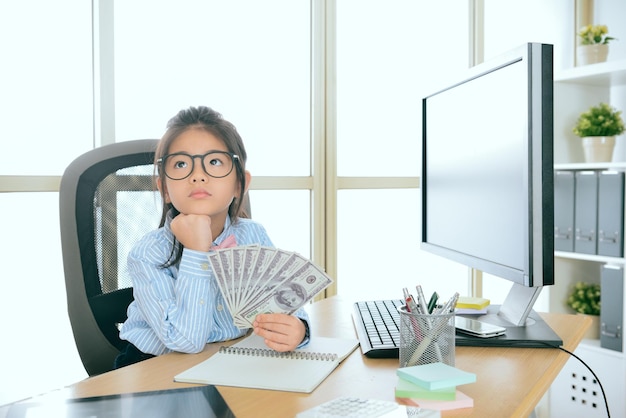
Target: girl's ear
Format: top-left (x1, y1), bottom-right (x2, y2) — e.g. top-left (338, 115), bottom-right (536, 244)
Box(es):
top-left (235, 170), bottom-right (252, 199)
top-left (157, 177), bottom-right (171, 203)
top-left (240, 170), bottom-right (252, 198)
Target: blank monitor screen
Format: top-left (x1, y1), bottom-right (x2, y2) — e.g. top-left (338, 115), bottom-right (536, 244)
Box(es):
top-left (421, 42), bottom-right (554, 290)
top-left (425, 62), bottom-right (526, 275)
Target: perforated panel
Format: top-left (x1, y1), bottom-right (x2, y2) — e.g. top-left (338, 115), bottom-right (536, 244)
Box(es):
top-left (565, 369), bottom-right (604, 413)
top-left (549, 345), bottom-right (619, 418)
top-left (94, 164), bottom-right (162, 294)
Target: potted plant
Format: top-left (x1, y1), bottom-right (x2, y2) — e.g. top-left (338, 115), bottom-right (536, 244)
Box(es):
top-left (566, 281), bottom-right (601, 339)
top-left (577, 24), bottom-right (616, 65)
top-left (572, 102), bottom-right (625, 162)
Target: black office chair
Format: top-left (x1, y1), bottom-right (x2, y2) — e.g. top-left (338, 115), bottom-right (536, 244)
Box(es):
top-left (59, 139), bottom-right (160, 376)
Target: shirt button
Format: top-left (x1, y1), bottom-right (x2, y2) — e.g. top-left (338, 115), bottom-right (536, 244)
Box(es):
top-left (200, 262), bottom-right (209, 270)
top-left (217, 304), bottom-right (223, 311)
top-left (199, 299), bottom-right (205, 305)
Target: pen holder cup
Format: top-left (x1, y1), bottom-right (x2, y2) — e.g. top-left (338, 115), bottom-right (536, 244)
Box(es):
top-left (397, 305), bottom-right (455, 368)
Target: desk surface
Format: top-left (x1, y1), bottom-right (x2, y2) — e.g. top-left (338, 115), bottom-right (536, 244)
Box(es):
top-left (68, 296), bottom-right (589, 418)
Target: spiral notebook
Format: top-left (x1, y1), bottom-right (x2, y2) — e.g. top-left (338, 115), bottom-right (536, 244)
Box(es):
top-left (174, 334), bottom-right (359, 393)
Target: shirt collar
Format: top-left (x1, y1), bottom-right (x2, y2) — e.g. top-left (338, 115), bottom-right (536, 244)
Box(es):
top-left (212, 215), bottom-right (232, 246)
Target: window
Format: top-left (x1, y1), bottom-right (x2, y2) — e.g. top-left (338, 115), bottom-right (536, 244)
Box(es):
top-left (0, 0), bottom-right (93, 175)
top-left (112, 1), bottom-right (312, 178)
top-left (110, 0), bottom-right (314, 258)
top-left (0, 0), bottom-right (94, 404)
top-left (335, 1), bottom-right (470, 300)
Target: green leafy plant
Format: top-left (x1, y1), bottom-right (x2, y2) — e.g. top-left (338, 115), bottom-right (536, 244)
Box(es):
top-left (572, 102), bottom-right (625, 137)
top-left (566, 282), bottom-right (600, 315)
top-left (578, 24), bottom-right (616, 45)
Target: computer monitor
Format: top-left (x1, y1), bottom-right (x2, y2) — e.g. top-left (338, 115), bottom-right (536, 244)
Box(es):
top-left (421, 43), bottom-right (561, 347)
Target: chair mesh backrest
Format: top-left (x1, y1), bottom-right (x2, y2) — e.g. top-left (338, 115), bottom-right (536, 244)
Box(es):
top-left (61, 140), bottom-right (161, 375)
top-left (94, 164), bottom-right (162, 295)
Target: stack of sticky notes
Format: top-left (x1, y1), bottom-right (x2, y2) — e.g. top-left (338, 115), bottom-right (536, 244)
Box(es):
top-left (455, 296), bottom-right (490, 315)
top-left (395, 362), bottom-right (476, 411)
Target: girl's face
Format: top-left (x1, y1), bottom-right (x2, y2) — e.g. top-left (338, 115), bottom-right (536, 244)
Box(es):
top-left (158, 128), bottom-right (241, 223)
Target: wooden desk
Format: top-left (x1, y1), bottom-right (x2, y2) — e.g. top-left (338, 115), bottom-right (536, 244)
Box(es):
top-left (68, 296), bottom-right (589, 417)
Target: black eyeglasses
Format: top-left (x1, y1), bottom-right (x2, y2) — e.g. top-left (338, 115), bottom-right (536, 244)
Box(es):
top-left (157, 151), bottom-right (240, 180)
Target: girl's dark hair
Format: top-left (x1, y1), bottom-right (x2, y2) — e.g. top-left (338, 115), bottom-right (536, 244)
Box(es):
top-left (155, 106), bottom-right (249, 267)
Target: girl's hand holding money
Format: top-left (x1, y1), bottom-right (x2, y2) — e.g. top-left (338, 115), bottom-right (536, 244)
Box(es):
top-left (253, 313), bottom-right (306, 352)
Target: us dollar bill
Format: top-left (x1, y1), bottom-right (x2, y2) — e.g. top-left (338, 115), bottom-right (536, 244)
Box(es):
top-left (238, 259), bottom-right (333, 327)
top-left (208, 245), bottom-right (333, 328)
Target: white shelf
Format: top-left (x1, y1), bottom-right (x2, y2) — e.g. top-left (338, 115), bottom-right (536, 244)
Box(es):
top-left (555, 251), bottom-right (626, 265)
top-left (578, 339), bottom-right (624, 358)
top-left (554, 162), bottom-right (626, 171)
top-left (555, 58), bottom-right (626, 87)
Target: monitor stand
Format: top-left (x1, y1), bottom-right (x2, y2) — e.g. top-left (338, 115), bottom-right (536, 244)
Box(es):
top-left (455, 283), bottom-right (563, 348)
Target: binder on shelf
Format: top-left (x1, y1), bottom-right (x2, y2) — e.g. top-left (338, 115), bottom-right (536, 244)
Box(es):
top-left (600, 264), bottom-right (623, 352)
top-left (574, 171), bottom-right (598, 255)
top-left (554, 171), bottom-right (576, 252)
top-left (597, 171), bottom-right (625, 257)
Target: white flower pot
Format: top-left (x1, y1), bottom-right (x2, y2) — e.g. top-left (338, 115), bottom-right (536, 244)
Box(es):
top-left (582, 136), bottom-right (615, 163)
top-left (577, 44), bottom-right (609, 66)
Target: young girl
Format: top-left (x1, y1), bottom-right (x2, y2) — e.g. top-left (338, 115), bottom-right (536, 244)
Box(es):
top-left (115, 106), bottom-right (309, 368)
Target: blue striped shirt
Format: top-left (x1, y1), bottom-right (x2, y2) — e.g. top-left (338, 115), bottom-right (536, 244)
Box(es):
top-left (119, 213), bottom-right (309, 355)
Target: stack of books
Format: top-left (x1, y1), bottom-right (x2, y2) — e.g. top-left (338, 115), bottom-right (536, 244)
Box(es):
top-left (394, 362), bottom-right (476, 411)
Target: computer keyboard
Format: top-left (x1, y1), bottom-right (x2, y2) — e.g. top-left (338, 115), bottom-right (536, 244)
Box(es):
top-left (353, 299), bottom-right (564, 352)
top-left (351, 299), bottom-right (404, 358)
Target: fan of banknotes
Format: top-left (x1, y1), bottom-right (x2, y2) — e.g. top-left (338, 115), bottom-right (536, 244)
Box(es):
top-left (207, 245), bottom-right (333, 328)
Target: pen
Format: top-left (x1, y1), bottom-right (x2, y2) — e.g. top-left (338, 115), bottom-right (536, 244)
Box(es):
top-left (434, 292), bottom-right (460, 315)
top-left (402, 288), bottom-right (424, 344)
top-left (427, 292), bottom-right (439, 314)
top-left (415, 285), bottom-right (429, 315)
top-left (403, 288), bottom-right (413, 311)
top-left (403, 287), bottom-right (420, 313)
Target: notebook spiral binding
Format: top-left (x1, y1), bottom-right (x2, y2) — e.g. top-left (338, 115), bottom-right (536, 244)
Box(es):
top-left (218, 346), bottom-right (338, 361)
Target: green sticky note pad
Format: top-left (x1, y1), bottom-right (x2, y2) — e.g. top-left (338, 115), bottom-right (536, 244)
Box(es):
top-left (396, 362), bottom-right (476, 391)
top-left (395, 377), bottom-right (457, 400)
